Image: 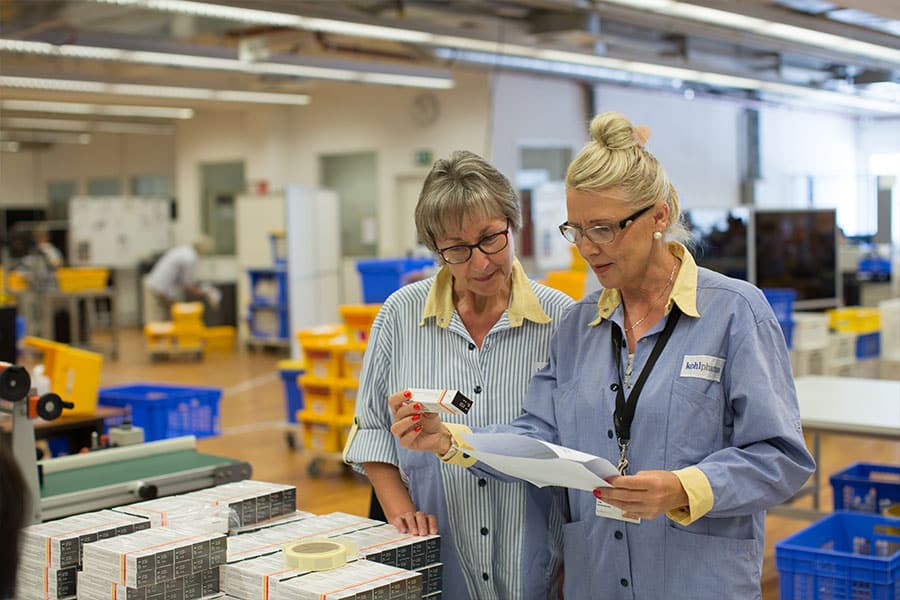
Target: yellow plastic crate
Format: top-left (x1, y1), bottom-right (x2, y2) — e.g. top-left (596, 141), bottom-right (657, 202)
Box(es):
top-left (298, 411), bottom-right (341, 453)
top-left (337, 379), bottom-right (358, 416)
top-left (338, 341), bottom-right (367, 381)
top-left (336, 413), bottom-right (354, 450)
top-left (1, 267), bottom-right (28, 292)
top-left (56, 267), bottom-right (109, 292)
top-left (296, 323), bottom-right (345, 347)
top-left (204, 326), bottom-right (236, 352)
top-left (298, 375), bottom-right (341, 417)
top-left (826, 307), bottom-right (881, 334)
top-left (543, 270), bottom-right (587, 301)
top-left (300, 340), bottom-right (344, 378)
top-left (22, 336), bottom-right (103, 416)
top-left (569, 245), bottom-right (588, 272)
top-left (339, 304), bottom-right (381, 342)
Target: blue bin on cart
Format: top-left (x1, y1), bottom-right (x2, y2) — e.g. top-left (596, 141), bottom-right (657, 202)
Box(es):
top-left (356, 257), bottom-right (435, 303)
top-left (278, 360), bottom-right (306, 423)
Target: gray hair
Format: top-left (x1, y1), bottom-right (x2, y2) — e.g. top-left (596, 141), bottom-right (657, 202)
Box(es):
top-left (192, 234), bottom-right (214, 255)
top-left (566, 112), bottom-right (690, 245)
top-left (415, 150), bottom-right (522, 252)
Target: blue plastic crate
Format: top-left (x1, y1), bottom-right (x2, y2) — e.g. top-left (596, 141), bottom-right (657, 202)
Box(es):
top-left (356, 257), bottom-right (435, 303)
top-left (762, 288), bottom-right (796, 323)
top-left (247, 268), bottom-right (288, 307)
top-left (831, 463), bottom-right (900, 514)
top-left (776, 511), bottom-right (900, 600)
top-left (856, 332), bottom-right (881, 359)
top-left (278, 361), bottom-right (306, 423)
top-left (247, 305), bottom-right (289, 340)
top-left (270, 232), bottom-right (286, 266)
top-left (98, 384), bottom-right (222, 442)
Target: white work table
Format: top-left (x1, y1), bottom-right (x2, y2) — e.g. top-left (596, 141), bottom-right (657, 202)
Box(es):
top-left (777, 375), bottom-right (900, 518)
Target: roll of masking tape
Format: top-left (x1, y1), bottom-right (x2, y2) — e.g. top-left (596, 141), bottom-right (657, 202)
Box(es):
top-left (283, 538), bottom-right (358, 571)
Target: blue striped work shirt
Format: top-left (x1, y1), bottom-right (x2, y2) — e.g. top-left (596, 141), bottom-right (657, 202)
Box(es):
top-left (345, 261), bottom-right (573, 599)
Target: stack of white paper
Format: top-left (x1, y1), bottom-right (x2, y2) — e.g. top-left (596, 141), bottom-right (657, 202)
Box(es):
top-left (111, 496), bottom-right (231, 533)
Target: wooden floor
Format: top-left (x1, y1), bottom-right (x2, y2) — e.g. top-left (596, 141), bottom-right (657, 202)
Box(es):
top-left (56, 328), bottom-right (900, 599)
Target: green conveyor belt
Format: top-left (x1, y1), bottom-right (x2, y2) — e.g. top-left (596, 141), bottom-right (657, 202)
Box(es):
top-left (41, 450), bottom-right (236, 497)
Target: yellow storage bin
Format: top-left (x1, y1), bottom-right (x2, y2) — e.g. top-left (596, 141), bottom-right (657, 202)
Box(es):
top-left (826, 307), bottom-right (881, 334)
top-left (298, 375), bottom-right (340, 417)
top-left (543, 270), bottom-right (587, 301)
top-left (22, 336), bottom-right (103, 416)
top-left (336, 413), bottom-right (354, 449)
top-left (569, 245), bottom-right (587, 272)
top-left (296, 324), bottom-right (345, 347)
top-left (56, 267), bottom-right (109, 292)
top-left (338, 341), bottom-right (367, 381)
top-left (298, 411), bottom-right (341, 453)
top-left (203, 326), bottom-right (236, 352)
top-left (301, 340), bottom-right (344, 378)
top-left (337, 378), bottom-right (358, 416)
top-left (339, 304), bottom-right (381, 343)
top-left (1, 267), bottom-right (28, 292)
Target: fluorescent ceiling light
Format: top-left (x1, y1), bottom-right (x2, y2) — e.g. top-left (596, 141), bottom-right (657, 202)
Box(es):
top-left (0, 99), bottom-right (194, 118)
top-left (600, 0), bottom-right (900, 64)
top-left (0, 130), bottom-right (92, 144)
top-left (438, 47), bottom-right (900, 114)
top-left (0, 39), bottom-right (454, 90)
top-left (87, 0), bottom-right (900, 65)
top-left (0, 76), bottom-right (310, 105)
top-left (2, 117), bottom-right (175, 135)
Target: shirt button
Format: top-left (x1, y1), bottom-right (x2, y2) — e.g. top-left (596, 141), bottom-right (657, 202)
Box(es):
top-left (614, 530), bottom-right (623, 540)
top-left (607, 430), bottom-right (614, 439)
top-left (480, 527), bottom-right (489, 535)
top-left (474, 385), bottom-right (482, 394)
top-left (620, 578), bottom-right (629, 587)
top-left (482, 573), bottom-right (490, 581)
top-left (609, 383), bottom-right (619, 391)
top-left (468, 342), bottom-right (476, 350)
top-left (478, 478), bottom-right (487, 487)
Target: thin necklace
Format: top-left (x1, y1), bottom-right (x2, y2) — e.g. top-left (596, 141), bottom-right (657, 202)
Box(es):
top-left (623, 261), bottom-right (678, 333)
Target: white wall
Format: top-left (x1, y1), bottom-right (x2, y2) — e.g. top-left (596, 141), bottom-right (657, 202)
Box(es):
top-left (0, 132), bottom-right (175, 206)
top-left (490, 72), bottom-right (589, 179)
top-left (593, 86), bottom-right (743, 209)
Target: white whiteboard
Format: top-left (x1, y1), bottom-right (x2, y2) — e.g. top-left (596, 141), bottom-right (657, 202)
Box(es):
top-left (68, 196), bottom-right (172, 267)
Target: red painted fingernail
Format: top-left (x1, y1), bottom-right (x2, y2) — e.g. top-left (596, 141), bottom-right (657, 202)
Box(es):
top-left (411, 414), bottom-right (421, 421)
top-left (414, 424), bottom-right (423, 432)
top-left (593, 489), bottom-right (603, 500)
top-left (403, 390), bottom-right (412, 399)
top-left (413, 403), bottom-right (421, 410)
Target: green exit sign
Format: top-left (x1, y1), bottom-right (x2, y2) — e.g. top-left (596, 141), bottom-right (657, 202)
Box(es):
top-left (414, 149), bottom-right (434, 166)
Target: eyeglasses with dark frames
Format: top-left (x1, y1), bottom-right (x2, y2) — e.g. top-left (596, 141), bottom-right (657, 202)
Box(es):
top-left (558, 205), bottom-right (653, 246)
top-left (437, 221), bottom-right (510, 264)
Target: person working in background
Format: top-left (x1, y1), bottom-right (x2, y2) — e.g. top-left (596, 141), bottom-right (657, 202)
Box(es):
top-left (389, 112), bottom-right (815, 599)
top-left (145, 235), bottom-right (220, 321)
top-left (33, 225), bottom-right (63, 270)
top-left (345, 151), bottom-right (574, 599)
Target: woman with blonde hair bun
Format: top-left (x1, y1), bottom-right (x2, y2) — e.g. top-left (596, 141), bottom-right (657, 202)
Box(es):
top-left (390, 111), bottom-right (815, 599)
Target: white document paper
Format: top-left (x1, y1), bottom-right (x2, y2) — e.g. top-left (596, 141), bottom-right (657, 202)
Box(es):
top-left (459, 433), bottom-right (619, 491)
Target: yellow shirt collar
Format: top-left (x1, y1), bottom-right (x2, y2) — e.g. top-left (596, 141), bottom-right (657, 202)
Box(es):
top-left (420, 258), bottom-right (551, 328)
top-left (589, 241), bottom-right (700, 326)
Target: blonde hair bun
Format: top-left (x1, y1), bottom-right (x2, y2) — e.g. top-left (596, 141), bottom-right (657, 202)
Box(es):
top-left (589, 111), bottom-right (646, 151)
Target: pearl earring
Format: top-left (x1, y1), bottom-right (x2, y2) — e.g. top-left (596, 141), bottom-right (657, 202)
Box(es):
top-left (653, 231), bottom-right (662, 240)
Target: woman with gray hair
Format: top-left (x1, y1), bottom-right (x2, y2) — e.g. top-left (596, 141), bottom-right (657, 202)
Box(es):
top-left (389, 114), bottom-right (815, 599)
top-left (345, 150), bottom-right (573, 599)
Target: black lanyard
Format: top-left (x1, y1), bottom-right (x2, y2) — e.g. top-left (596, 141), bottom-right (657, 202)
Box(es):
top-left (610, 305), bottom-right (682, 474)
